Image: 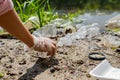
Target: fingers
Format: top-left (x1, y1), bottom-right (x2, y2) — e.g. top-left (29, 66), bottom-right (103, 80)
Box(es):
top-left (45, 38), bottom-right (56, 47)
top-left (44, 38), bottom-right (56, 57)
top-left (47, 44), bottom-right (56, 57)
top-left (33, 36), bottom-right (56, 57)
top-left (51, 40), bottom-right (56, 48)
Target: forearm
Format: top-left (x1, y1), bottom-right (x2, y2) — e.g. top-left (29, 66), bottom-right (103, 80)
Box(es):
top-left (0, 0), bottom-right (56, 56)
top-left (0, 9), bottom-right (34, 47)
top-left (0, 0), bottom-right (34, 47)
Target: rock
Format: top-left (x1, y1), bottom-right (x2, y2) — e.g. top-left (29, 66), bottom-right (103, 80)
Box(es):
top-left (50, 18), bottom-right (65, 28)
top-left (0, 55), bottom-right (5, 60)
top-left (5, 64), bottom-right (12, 68)
top-left (86, 74), bottom-right (91, 78)
top-left (56, 28), bottom-right (65, 35)
top-left (115, 48), bottom-right (120, 53)
top-left (60, 20), bottom-right (73, 28)
top-left (7, 69), bottom-right (18, 76)
top-left (32, 18), bottom-right (75, 38)
top-left (24, 16), bottom-right (39, 29)
top-left (89, 43), bottom-right (100, 51)
top-left (9, 47), bottom-right (13, 50)
top-left (77, 23), bottom-right (101, 38)
top-left (50, 67), bottom-right (56, 73)
top-left (74, 24), bottom-right (84, 30)
top-left (72, 17), bottom-right (83, 24)
top-left (76, 60), bottom-right (84, 65)
top-left (19, 59), bottom-right (27, 65)
top-left (0, 32), bottom-right (13, 39)
top-left (18, 72), bottom-right (23, 75)
top-left (92, 38), bottom-right (101, 42)
top-left (32, 24), bottom-right (58, 37)
top-left (24, 16), bottom-right (40, 33)
top-left (70, 69), bottom-right (75, 74)
top-left (65, 25), bottom-right (76, 34)
top-left (24, 21), bottom-right (34, 29)
top-left (105, 35), bottom-right (120, 47)
top-left (50, 18), bottom-right (72, 28)
top-left (105, 15), bottom-right (120, 29)
top-left (57, 23), bottom-right (101, 47)
top-left (57, 34), bottom-right (74, 47)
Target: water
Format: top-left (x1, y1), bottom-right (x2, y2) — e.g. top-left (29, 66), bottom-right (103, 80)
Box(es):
top-left (56, 10), bottom-right (120, 31)
top-left (56, 11), bottom-right (120, 47)
top-left (76, 11), bottom-right (120, 31)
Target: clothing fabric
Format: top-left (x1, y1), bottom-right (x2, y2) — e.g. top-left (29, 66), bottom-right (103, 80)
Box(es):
top-left (0, 0), bottom-right (14, 16)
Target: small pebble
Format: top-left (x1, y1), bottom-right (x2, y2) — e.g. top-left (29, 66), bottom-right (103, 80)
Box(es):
top-left (76, 60), bottom-right (84, 65)
top-left (6, 65), bottom-right (12, 68)
top-left (115, 48), bottom-right (120, 53)
top-left (19, 59), bottom-right (26, 65)
top-left (93, 38), bottom-right (101, 42)
top-left (7, 69), bottom-right (18, 76)
top-left (59, 51), bottom-right (64, 54)
top-left (86, 74), bottom-right (91, 78)
top-left (19, 72), bottom-right (23, 75)
top-left (1, 42), bottom-right (5, 45)
top-left (70, 70), bottom-right (75, 74)
top-left (50, 67), bottom-right (56, 73)
top-left (9, 48), bottom-right (13, 50)
top-left (53, 74), bottom-right (55, 77)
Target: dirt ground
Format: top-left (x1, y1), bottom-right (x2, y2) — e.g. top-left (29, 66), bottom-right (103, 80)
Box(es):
top-left (0, 34), bottom-right (120, 80)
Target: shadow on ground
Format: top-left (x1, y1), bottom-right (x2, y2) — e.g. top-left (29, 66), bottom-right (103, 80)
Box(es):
top-left (18, 57), bottom-right (59, 80)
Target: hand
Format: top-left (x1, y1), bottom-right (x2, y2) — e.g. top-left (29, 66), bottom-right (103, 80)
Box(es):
top-left (24, 36), bottom-right (56, 57)
top-left (32, 36), bottom-right (56, 57)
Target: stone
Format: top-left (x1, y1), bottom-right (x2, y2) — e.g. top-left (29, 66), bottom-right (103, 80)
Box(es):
top-left (57, 23), bottom-right (101, 47)
top-left (32, 24), bottom-right (58, 37)
top-left (105, 35), bottom-right (120, 47)
top-left (7, 69), bottom-right (18, 76)
top-left (24, 16), bottom-right (39, 30)
top-left (65, 25), bottom-right (76, 34)
top-left (50, 67), bottom-right (56, 73)
top-left (105, 15), bottom-right (120, 29)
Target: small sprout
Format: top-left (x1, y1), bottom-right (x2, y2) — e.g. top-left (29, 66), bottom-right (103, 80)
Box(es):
top-left (0, 73), bottom-right (4, 78)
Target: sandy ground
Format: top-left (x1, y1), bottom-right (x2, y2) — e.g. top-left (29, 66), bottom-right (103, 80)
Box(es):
top-left (0, 34), bottom-right (120, 80)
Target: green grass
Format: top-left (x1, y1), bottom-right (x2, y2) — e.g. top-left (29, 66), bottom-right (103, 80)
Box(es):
top-left (12, 0), bottom-right (83, 30)
top-left (13, 0), bottom-right (59, 28)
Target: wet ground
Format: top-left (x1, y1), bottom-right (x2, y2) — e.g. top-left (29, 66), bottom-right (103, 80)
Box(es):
top-left (0, 33), bottom-right (120, 80)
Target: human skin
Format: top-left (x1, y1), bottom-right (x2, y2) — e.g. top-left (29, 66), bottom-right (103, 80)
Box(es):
top-left (0, 9), bottom-right (34, 48)
top-left (0, 0), bottom-right (56, 56)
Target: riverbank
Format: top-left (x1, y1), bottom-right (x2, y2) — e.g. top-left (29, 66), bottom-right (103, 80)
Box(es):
top-left (0, 32), bottom-right (120, 80)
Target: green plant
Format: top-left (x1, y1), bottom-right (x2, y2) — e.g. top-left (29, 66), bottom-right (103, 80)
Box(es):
top-left (13, 0), bottom-right (58, 28)
top-left (13, 0), bottom-right (84, 29)
top-left (36, 0), bottom-right (57, 27)
top-left (68, 10), bottom-right (83, 20)
top-left (0, 73), bottom-right (4, 78)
